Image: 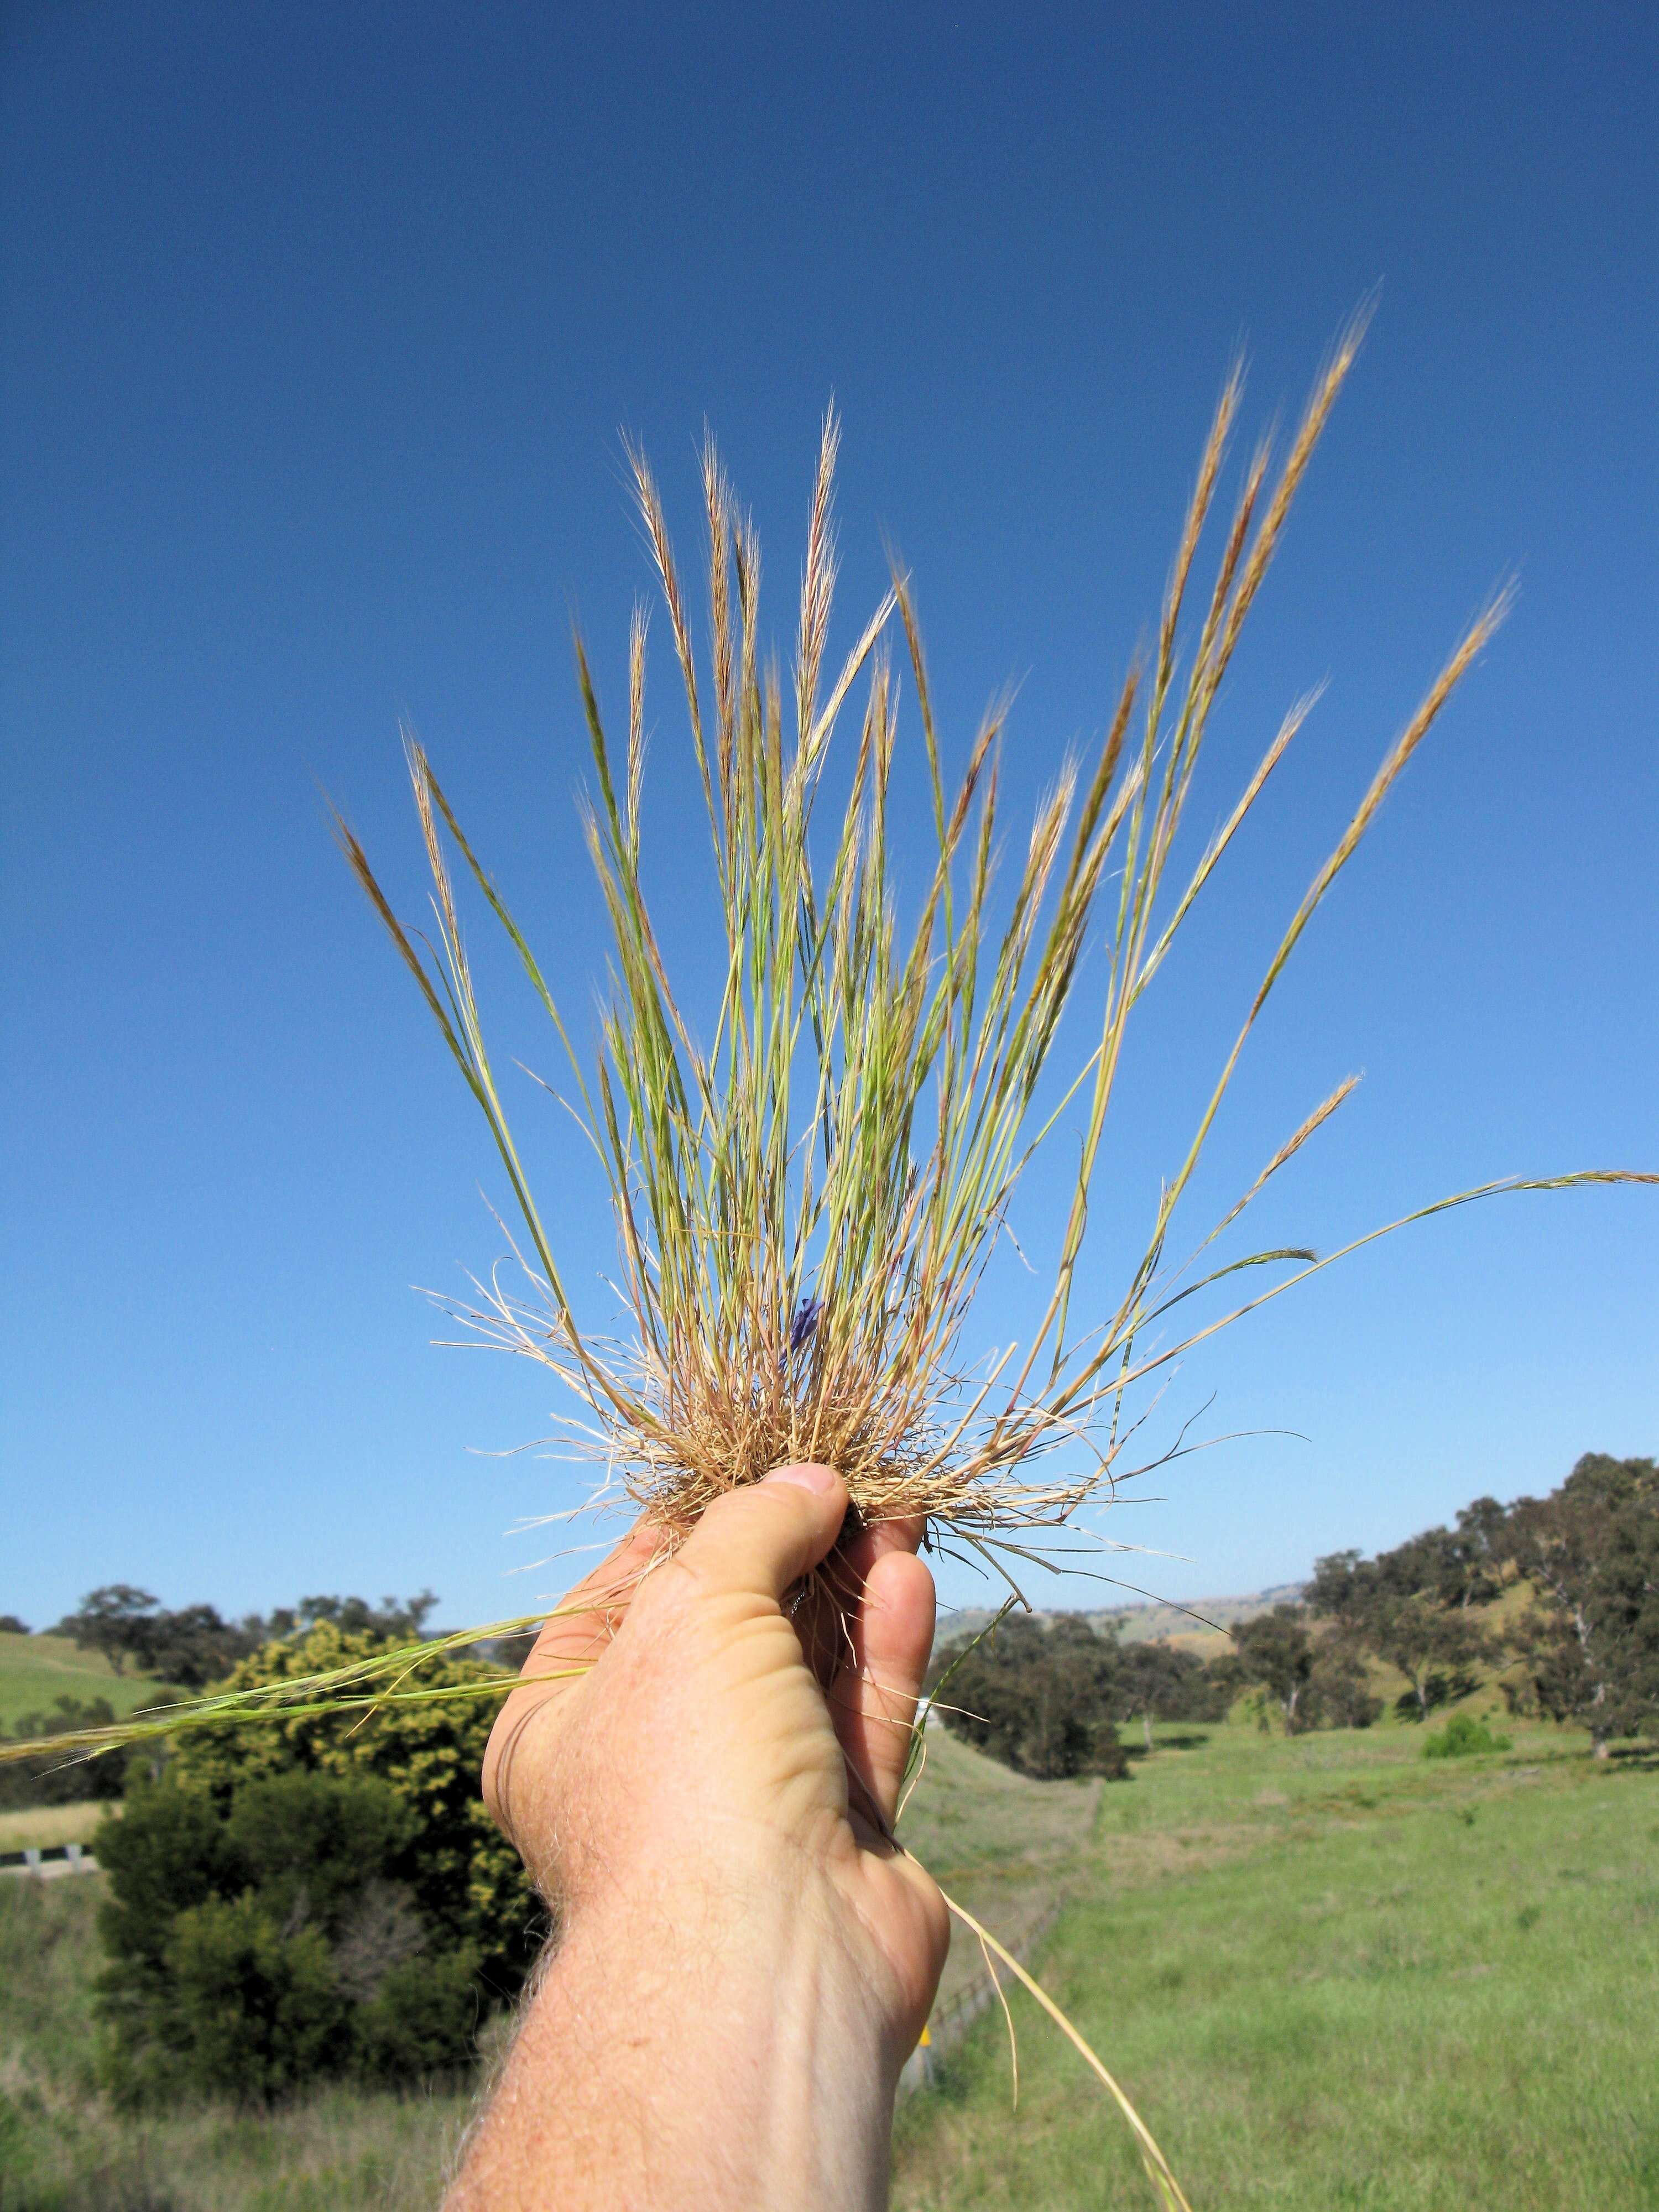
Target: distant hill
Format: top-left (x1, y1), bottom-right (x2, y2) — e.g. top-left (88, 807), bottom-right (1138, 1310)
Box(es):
top-left (0, 1632), bottom-right (163, 1731)
top-left (936, 1584), bottom-right (1304, 1656)
top-left (1093, 1584), bottom-right (1306, 1651)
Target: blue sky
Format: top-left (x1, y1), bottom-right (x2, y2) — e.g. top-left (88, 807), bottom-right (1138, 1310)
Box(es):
top-left (3, 2), bottom-right (1654, 1633)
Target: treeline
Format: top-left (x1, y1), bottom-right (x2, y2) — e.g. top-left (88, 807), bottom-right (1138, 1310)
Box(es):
top-left (30, 1584), bottom-right (441, 1686)
top-left (1308, 1452), bottom-right (1657, 1754)
top-left (0, 1696), bottom-right (131, 1810)
top-left (931, 1452), bottom-right (1657, 1776)
top-left (926, 1605), bottom-right (1373, 1780)
top-left (0, 1588), bottom-right (442, 1812)
top-left (925, 1613), bottom-right (1233, 1780)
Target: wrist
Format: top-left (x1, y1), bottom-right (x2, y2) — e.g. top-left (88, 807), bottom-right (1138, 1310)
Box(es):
top-left (451, 1854), bottom-right (901, 2212)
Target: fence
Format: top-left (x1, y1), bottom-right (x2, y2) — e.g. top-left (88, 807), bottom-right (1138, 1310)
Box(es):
top-left (0, 1842), bottom-right (98, 1879)
top-left (896, 1898), bottom-right (1062, 2099)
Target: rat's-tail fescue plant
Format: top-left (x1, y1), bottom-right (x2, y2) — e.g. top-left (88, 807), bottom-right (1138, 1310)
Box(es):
top-left (11, 320), bottom-right (1652, 2206)
top-left (330, 321), bottom-right (1638, 1567)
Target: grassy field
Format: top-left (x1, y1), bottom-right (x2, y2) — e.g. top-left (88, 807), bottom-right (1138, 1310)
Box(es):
top-left (893, 1720), bottom-right (1659, 2211)
top-left (894, 1729), bottom-right (1100, 2009)
top-left (0, 1636), bottom-right (161, 1733)
top-left (1, 1716), bottom-right (1651, 2209)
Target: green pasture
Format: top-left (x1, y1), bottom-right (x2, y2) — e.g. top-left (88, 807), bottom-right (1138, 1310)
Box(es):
top-left (893, 1720), bottom-right (1659, 2210)
top-left (0, 1635), bottom-right (160, 1733)
top-left (0, 1803), bottom-right (113, 1854)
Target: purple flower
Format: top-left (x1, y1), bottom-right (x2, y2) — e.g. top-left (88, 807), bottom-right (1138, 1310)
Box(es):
top-left (788, 1295), bottom-right (822, 1357)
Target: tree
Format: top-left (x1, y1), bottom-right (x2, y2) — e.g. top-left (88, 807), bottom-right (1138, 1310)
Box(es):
top-left (1451, 1496), bottom-right (1511, 1605)
top-left (59, 1586), bottom-right (160, 1676)
top-left (138, 1604), bottom-right (264, 1688)
top-left (0, 1614), bottom-right (30, 1635)
top-left (1303, 1646), bottom-right (1381, 1730)
top-left (51, 1587), bottom-right (443, 1688)
top-left (1505, 1454), bottom-right (1659, 1754)
top-left (1366, 1593), bottom-right (1488, 1722)
top-left (0, 1697), bottom-right (127, 1810)
top-left (288, 1591), bottom-right (441, 1640)
top-left (930, 1614), bottom-right (1130, 1780)
top-left (1310, 1503), bottom-right (1510, 1624)
top-left (1308, 1546), bottom-right (1490, 1720)
top-left (1376, 1517), bottom-right (1504, 1611)
top-left (1305, 1550), bottom-right (1369, 1630)
top-left (1231, 1606), bottom-right (1319, 1733)
top-left (1110, 1640), bottom-right (1232, 1749)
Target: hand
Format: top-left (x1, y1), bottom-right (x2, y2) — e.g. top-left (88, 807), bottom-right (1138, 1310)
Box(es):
top-left (447, 1465), bottom-right (950, 2212)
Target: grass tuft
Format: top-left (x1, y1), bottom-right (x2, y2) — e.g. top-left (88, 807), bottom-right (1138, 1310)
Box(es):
top-left (322, 323), bottom-right (1647, 1581)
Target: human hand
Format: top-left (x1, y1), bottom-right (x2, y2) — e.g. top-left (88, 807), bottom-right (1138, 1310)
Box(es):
top-left (448, 1465), bottom-right (949, 2212)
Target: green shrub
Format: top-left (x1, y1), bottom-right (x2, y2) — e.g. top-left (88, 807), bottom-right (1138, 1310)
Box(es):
top-left (226, 1772), bottom-right (413, 1934)
top-left (95, 1782), bottom-right (237, 2004)
top-left (97, 1738), bottom-right (526, 2104)
top-left (1422, 1711), bottom-right (1512, 1759)
top-left (167, 1623), bottom-right (539, 1991)
top-left (354, 1945), bottom-right (482, 2082)
top-left (161, 1893), bottom-right (348, 2103)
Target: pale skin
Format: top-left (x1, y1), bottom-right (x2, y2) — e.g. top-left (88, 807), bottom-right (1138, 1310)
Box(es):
top-left (445, 1463), bottom-right (950, 2212)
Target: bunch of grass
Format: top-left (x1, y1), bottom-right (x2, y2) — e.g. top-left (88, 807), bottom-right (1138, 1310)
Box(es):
top-left (11, 320), bottom-right (1653, 2209)
top-left (330, 316), bottom-right (1632, 1573)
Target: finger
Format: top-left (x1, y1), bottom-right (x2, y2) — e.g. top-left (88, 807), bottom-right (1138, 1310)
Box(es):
top-left (841, 1510), bottom-right (925, 1583)
top-left (799, 1510), bottom-right (927, 1688)
top-left (668, 1463), bottom-right (849, 1609)
top-left (828, 1545), bottom-right (936, 1832)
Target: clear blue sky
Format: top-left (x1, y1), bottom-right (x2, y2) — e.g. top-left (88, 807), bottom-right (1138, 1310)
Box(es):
top-left (3, 2), bottom-right (1654, 1633)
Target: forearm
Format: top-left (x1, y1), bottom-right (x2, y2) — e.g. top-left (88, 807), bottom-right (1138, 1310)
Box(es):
top-left (447, 1867), bottom-right (901, 2212)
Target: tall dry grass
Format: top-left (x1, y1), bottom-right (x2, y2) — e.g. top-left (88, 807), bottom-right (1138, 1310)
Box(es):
top-left (333, 313), bottom-right (1615, 1575)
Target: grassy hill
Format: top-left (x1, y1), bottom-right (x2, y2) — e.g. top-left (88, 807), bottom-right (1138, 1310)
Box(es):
top-left (940, 1584), bottom-right (1302, 1659)
top-left (0, 1631), bottom-right (163, 1731)
top-left (1095, 1582), bottom-right (1306, 1652)
top-left (894, 1727), bottom-right (1101, 2010)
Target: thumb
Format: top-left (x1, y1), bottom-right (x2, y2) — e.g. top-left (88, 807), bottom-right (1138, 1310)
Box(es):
top-left (672, 1464), bottom-right (848, 1606)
